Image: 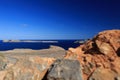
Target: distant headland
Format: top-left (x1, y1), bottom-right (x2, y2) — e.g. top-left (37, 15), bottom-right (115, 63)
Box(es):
top-left (2, 40), bottom-right (58, 43)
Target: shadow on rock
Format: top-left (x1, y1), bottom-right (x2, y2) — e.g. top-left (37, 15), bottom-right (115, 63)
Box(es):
top-left (117, 47), bottom-right (120, 56)
top-left (43, 59), bottom-right (83, 80)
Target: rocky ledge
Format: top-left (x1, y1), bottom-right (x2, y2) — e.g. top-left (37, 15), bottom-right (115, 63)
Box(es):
top-left (0, 45), bottom-right (66, 80)
top-left (0, 29), bottom-right (120, 80)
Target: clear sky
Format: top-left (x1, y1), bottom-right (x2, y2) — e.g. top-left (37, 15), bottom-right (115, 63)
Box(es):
top-left (0, 0), bottom-right (120, 39)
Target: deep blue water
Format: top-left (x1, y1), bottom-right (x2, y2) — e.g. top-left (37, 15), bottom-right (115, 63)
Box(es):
top-left (0, 40), bottom-right (81, 51)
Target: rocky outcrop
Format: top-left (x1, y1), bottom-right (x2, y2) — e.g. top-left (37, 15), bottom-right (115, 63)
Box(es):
top-left (65, 30), bottom-right (120, 80)
top-left (0, 45), bottom-right (66, 59)
top-left (46, 59), bottom-right (82, 80)
top-left (0, 46), bottom-right (66, 80)
top-left (2, 56), bottom-right (55, 80)
top-left (0, 30), bottom-right (120, 80)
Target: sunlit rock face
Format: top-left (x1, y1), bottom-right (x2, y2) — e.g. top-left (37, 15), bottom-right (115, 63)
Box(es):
top-left (65, 30), bottom-right (120, 80)
top-left (2, 56), bottom-right (55, 80)
top-left (0, 46), bottom-right (66, 80)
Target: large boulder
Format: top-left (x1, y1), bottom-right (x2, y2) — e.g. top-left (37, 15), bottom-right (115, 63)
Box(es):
top-left (65, 30), bottom-right (120, 80)
top-left (46, 59), bottom-right (82, 80)
top-left (0, 46), bottom-right (66, 80)
top-left (94, 30), bottom-right (120, 59)
top-left (89, 68), bottom-right (119, 80)
top-left (0, 56), bottom-right (55, 80)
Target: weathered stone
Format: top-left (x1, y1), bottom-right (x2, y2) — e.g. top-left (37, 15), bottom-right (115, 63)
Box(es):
top-left (0, 46), bottom-right (66, 80)
top-left (65, 30), bottom-right (120, 80)
top-left (0, 55), bottom-right (7, 71)
top-left (1, 56), bottom-right (55, 80)
top-left (47, 59), bottom-right (82, 80)
top-left (89, 68), bottom-right (117, 80)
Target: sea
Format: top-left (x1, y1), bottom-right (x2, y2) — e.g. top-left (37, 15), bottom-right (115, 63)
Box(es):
top-left (0, 40), bottom-right (83, 51)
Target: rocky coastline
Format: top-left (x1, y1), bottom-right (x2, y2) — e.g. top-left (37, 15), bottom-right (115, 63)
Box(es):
top-left (0, 29), bottom-right (120, 80)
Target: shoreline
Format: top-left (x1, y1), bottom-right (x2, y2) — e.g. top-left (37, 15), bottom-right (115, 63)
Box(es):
top-left (0, 45), bottom-right (66, 53)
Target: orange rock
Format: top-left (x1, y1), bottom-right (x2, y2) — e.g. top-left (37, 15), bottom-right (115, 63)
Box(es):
top-left (65, 29), bottom-right (120, 80)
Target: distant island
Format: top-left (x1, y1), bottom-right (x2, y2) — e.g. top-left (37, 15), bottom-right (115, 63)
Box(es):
top-left (2, 40), bottom-right (58, 43)
top-left (74, 39), bottom-right (90, 44)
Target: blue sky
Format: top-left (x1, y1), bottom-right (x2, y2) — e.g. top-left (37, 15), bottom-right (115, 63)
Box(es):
top-left (0, 0), bottom-right (120, 39)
